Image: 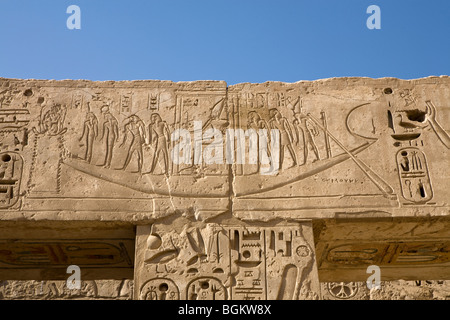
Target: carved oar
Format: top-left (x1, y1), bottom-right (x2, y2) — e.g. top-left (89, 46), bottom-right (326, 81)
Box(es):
top-left (307, 113), bottom-right (395, 199)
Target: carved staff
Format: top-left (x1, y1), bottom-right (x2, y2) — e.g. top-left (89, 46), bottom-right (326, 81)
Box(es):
top-left (320, 111), bottom-right (332, 159)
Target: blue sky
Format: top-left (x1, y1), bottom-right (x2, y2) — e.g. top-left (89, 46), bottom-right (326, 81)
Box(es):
top-left (0, 0), bottom-right (449, 84)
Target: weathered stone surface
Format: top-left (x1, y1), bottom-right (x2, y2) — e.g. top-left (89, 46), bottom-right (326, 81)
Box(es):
top-left (315, 217), bottom-right (450, 282)
top-left (0, 221), bottom-right (135, 280)
top-left (228, 78), bottom-right (449, 221)
top-left (0, 78), bottom-right (229, 222)
top-left (0, 279), bottom-right (132, 300)
top-left (1, 279), bottom-right (448, 300)
top-left (0, 76), bottom-right (448, 299)
top-left (134, 221), bottom-right (320, 300)
top-left (321, 280), bottom-right (450, 300)
top-left (0, 76), bottom-right (447, 222)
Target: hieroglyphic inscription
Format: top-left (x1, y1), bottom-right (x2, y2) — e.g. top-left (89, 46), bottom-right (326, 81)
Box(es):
top-left (326, 241), bottom-right (450, 266)
top-left (0, 240), bottom-right (134, 268)
top-left (397, 148), bottom-right (433, 203)
top-left (140, 278), bottom-right (179, 300)
top-left (0, 78), bottom-right (447, 211)
top-left (0, 93), bottom-right (30, 208)
top-left (136, 223), bottom-right (320, 300)
top-left (0, 152), bottom-right (22, 208)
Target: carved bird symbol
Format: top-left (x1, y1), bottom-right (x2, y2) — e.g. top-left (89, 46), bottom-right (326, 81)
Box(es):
top-left (395, 114), bottom-right (427, 132)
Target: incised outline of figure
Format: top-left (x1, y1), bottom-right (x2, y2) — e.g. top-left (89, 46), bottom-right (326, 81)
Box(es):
top-left (36, 102), bottom-right (67, 136)
top-left (99, 105), bottom-right (119, 169)
top-left (119, 114), bottom-right (146, 173)
top-left (247, 111), bottom-right (271, 172)
top-left (79, 111), bottom-right (98, 163)
top-left (293, 106), bottom-right (320, 165)
top-left (268, 108), bottom-right (297, 168)
top-left (147, 113), bottom-right (171, 175)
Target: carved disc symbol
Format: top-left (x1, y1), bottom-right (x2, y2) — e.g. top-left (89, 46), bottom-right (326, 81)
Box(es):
top-left (296, 245), bottom-right (310, 257)
top-left (327, 282), bottom-right (359, 299)
top-left (140, 278), bottom-right (180, 300)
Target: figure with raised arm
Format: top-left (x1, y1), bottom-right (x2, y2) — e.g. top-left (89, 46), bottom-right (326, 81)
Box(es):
top-left (119, 115), bottom-right (146, 172)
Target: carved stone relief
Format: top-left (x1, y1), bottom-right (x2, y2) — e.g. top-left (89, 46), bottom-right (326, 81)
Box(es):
top-left (1, 279), bottom-right (448, 300)
top-left (0, 77), bottom-right (446, 220)
top-left (0, 76), bottom-right (448, 299)
top-left (134, 222), bottom-right (320, 300)
top-left (0, 279), bottom-right (133, 300)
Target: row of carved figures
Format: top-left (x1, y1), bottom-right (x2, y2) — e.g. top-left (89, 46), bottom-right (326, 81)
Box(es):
top-left (79, 106), bottom-right (171, 173)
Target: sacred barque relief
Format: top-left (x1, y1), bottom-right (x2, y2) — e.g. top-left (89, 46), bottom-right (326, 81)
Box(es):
top-left (0, 76), bottom-right (448, 299)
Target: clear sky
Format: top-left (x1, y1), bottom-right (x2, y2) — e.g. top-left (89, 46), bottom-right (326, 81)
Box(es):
top-left (0, 0), bottom-right (449, 84)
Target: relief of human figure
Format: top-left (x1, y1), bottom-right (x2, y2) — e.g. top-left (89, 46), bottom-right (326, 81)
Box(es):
top-left (99, 106), bottom-right (119, 169)
top-left (247, 111), bottom-right (269, 133)
top-left (148, 113), bottom-right (171, 174)
top-left (202, 98), bottom-right (229, 133)
top-left (119, 115), bottom-right (146, 173)
top-left (293, 109), bottom-right (320, 165)
top-left (37, 102), bottom-right (67, 136)
top-left (79, 112), bottom-right (98, 163)
top-left (268, 109), bottom-right (297, 168)
top-left (247, 111), bottom-right (271, 172)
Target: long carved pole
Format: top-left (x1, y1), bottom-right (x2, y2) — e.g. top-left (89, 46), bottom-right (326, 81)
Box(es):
top-left (320, 111), bottom-right (332, 159)
top-left (307, 113), bottom-right (395, 199)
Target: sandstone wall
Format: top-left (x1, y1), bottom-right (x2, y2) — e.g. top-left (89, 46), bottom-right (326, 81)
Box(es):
top-left (0, 76), bottom-right (448, 300)
top-left (1, 280), bottom-right (448, 300)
